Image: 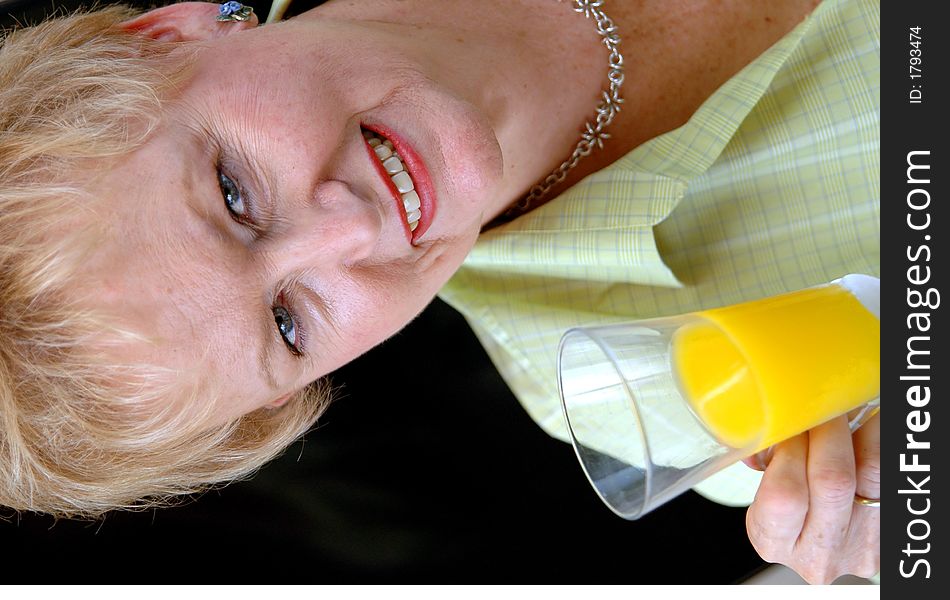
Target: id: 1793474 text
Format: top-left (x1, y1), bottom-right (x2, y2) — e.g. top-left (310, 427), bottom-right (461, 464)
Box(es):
top-left (909, 26), bottom-right (922, 104)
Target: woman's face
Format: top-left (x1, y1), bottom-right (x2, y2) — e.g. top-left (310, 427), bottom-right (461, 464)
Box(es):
top-left (79, 10), bottom-right (506, 421)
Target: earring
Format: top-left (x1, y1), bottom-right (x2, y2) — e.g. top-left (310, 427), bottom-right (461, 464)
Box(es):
top-left (217, 2), bottom-right (255, 23)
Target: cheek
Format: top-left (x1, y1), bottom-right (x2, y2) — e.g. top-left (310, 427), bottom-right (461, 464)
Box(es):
top-left (328, 276), bottom-right (428, 354)
top-left (328, 232), bottom-right (480, 361)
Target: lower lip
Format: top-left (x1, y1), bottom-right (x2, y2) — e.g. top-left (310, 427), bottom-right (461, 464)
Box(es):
top-left (361, 124), bottom-right (436, 243)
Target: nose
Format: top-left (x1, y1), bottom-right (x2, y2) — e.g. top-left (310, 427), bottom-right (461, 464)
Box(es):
top-left (273, 180), bottom-right (382, 270)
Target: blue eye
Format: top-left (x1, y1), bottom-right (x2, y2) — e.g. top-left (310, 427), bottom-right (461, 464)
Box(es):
top-left (217, 169), bottom-right (247, 219)
top-left (273, 306), bottom-right (300, 354)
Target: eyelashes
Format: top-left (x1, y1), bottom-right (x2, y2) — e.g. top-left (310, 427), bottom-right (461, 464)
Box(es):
top-left (217, 162), bottom-right (267, 235)
top-left (218, 168), bottom-right (249, 221)
top-left (273, 303), bottom-right (304, 357)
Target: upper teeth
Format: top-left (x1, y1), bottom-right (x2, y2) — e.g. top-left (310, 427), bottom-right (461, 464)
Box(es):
top-left (363, 129), bottom-right (421, 232)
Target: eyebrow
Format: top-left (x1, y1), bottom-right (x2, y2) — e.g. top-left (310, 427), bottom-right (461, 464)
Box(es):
top-left (257, 330), bottom-right (282, 394)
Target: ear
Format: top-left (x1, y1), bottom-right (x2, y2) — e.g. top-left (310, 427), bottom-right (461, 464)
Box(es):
top-left (121, 1), bottom-right (259, 42)
top-left (267, 392), bottom-right (293, 409)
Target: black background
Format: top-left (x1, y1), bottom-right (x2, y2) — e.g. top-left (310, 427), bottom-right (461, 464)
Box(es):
top-left (881, 0), bottom-right (946, 595)
top-left (2, 0), bottom-right (774, 583)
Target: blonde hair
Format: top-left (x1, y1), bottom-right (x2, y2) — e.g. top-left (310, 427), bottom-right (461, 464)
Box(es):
top-left (0, 5), bottom-right (329, 519)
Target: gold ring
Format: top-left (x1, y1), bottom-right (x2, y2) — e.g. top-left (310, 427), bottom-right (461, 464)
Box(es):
top-left (854, 494), bottom-right (880, 507)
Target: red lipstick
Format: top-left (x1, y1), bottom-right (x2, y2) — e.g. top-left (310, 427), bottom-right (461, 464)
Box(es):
top-left (361, 123), bottom-right (436, 244)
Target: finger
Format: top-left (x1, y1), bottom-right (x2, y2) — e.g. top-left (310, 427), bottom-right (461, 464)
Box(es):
top-left (844, 500), bottom-right (882, 579)
top-left (746, 433), bottom-right (809, 562)
top-left (799, 416), bottom-right (856, 551)
top-left (853, 412), bottom-right (881, 501)
top-left (742, 446), bottom-right (774, 471)
top-left (845, 412), bottom-right (882, 579)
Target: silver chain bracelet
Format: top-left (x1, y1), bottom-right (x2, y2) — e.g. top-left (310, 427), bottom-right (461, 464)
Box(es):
top-left (506, 0), bottom-right (625, 217)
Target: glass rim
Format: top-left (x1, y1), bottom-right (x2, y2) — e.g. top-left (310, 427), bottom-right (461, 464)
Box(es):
top-left (557, 326), bottom-right (657, 519)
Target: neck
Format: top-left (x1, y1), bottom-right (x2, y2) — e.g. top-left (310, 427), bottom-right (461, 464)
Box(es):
top-left (309, 0), bottom-right (824, 223)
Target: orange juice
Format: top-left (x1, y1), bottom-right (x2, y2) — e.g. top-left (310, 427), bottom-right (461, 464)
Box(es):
top-left (671, 283), bottom-right (879, 452)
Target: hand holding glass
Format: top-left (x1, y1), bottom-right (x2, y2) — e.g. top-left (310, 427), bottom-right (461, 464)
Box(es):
top-left (557, 275), bottom-right (880, 519)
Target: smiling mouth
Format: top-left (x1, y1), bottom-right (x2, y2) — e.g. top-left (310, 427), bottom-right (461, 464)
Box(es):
top-left (361, 127), bottom-right (424, 234)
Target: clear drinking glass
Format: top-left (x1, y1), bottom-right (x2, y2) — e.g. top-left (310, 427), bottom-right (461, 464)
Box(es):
top-left (557, 274), bottom-right (880, 519)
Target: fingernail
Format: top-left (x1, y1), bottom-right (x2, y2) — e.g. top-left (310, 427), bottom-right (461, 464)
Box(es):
top-left (754, 447), bottom-right (776, 470)
top-left (742, 450), bottom-right (769, 471)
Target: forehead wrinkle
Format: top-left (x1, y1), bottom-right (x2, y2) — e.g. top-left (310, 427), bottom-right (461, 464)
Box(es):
top-left (169, 239), bottom-right (277, 396)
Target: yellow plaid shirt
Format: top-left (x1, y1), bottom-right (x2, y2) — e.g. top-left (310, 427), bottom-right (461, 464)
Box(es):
top-left (438, 0), bottom-right (880, 506)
